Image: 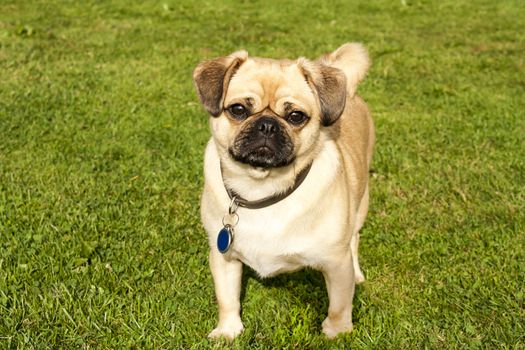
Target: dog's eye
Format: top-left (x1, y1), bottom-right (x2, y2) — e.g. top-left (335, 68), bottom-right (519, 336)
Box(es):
top-left (287, 111), bottom-right (308, 125)
top-left (227, 104), bottom-right (248, 120)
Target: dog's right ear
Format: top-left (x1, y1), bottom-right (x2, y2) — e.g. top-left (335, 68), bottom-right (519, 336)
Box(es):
top-left (193, 50), bottom-right (248, 117)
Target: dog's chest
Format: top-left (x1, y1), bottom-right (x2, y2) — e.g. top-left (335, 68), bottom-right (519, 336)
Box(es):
top-left (227, 206), bottom-right (339, 277)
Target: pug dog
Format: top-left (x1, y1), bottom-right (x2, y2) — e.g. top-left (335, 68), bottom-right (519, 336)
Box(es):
top-left (193, 43), bottom-right (374, 340)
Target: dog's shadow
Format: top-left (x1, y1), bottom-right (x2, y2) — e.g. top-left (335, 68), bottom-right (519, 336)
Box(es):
top-left (240, 267), bottom-right (364, 326)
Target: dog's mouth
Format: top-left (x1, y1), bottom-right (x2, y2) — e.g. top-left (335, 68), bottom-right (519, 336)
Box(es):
top-left (228, 116), bottom-right (295, 169)
top-left (229, 144), bottom-right (295, 169)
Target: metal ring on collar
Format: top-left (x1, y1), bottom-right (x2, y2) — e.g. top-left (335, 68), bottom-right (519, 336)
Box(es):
top-left (222, 213), bottom-right (239, 227)
top-left (228, 196), bottom-right (239, 215)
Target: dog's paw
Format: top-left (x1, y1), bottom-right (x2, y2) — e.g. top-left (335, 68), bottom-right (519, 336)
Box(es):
top-left (322, 317), bottom-right (353, 339)
top-left (208, 319), bottom-right (244, 342)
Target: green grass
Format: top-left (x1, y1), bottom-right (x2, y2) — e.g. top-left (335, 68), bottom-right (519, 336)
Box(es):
top-left (1, 0), bottom-right (524, 348)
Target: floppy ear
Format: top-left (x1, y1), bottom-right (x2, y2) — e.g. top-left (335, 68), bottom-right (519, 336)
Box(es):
top-left (299, 59), bottom-right (347, 126)
top-left (193, 50), bottom-right (248, 117)
top-left (317, 42), bottom-right (370, 98)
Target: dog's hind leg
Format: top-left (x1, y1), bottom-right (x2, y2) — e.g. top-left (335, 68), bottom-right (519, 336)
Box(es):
top-left (351, 184), bottom-right (369, 284)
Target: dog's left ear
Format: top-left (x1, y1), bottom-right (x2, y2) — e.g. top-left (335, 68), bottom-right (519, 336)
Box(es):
top-left (299, 59), bottom-right (347, 126)
top-left (193, 50), bottom-right (248, 117)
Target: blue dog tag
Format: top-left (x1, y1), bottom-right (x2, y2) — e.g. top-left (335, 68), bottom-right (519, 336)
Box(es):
top-left (217, 225), bottom-right (233, 253)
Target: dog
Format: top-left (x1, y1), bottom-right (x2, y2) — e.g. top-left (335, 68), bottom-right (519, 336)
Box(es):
top-left (193, 43), bottom-right (374, 340)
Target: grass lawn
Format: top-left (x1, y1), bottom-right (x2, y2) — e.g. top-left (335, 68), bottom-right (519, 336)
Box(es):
top-left (1, 0), bottom-right (524, 348)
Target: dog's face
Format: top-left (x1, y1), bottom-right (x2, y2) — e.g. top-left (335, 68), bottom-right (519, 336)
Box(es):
top-left (193, 51), bottom-right (347, 170)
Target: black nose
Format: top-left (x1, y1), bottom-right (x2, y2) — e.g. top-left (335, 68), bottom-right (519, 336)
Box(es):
top-left (256, 116), bottom-right (279, 137)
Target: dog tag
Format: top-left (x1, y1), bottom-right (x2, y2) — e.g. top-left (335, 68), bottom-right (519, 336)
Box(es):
top-left (217, 225), bottom-right (233, 253)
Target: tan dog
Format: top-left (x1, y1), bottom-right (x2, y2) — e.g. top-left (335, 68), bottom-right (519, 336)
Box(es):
top-left (193, 43), bottom-right (374, 340)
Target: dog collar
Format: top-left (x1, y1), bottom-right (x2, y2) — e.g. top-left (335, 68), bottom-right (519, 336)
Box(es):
top-left (221, 162), bottom-right (313, 210)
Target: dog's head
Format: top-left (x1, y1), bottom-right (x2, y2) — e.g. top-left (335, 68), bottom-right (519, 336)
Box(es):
top-left (193, 44), bottom-right (369, 171)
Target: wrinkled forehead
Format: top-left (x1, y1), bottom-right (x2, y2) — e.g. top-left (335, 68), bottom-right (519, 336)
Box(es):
top-left (225, 58), bottom-right (317, 113)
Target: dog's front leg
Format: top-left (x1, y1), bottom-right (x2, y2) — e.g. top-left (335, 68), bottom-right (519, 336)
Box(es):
top-left (321, 253), bottom-right (355, 338)
top-left (208, 249), bottom-right (244, 341)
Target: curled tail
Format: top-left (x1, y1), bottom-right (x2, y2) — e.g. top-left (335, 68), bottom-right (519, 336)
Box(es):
top-left (317, 43), bottom-right (370, 97)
